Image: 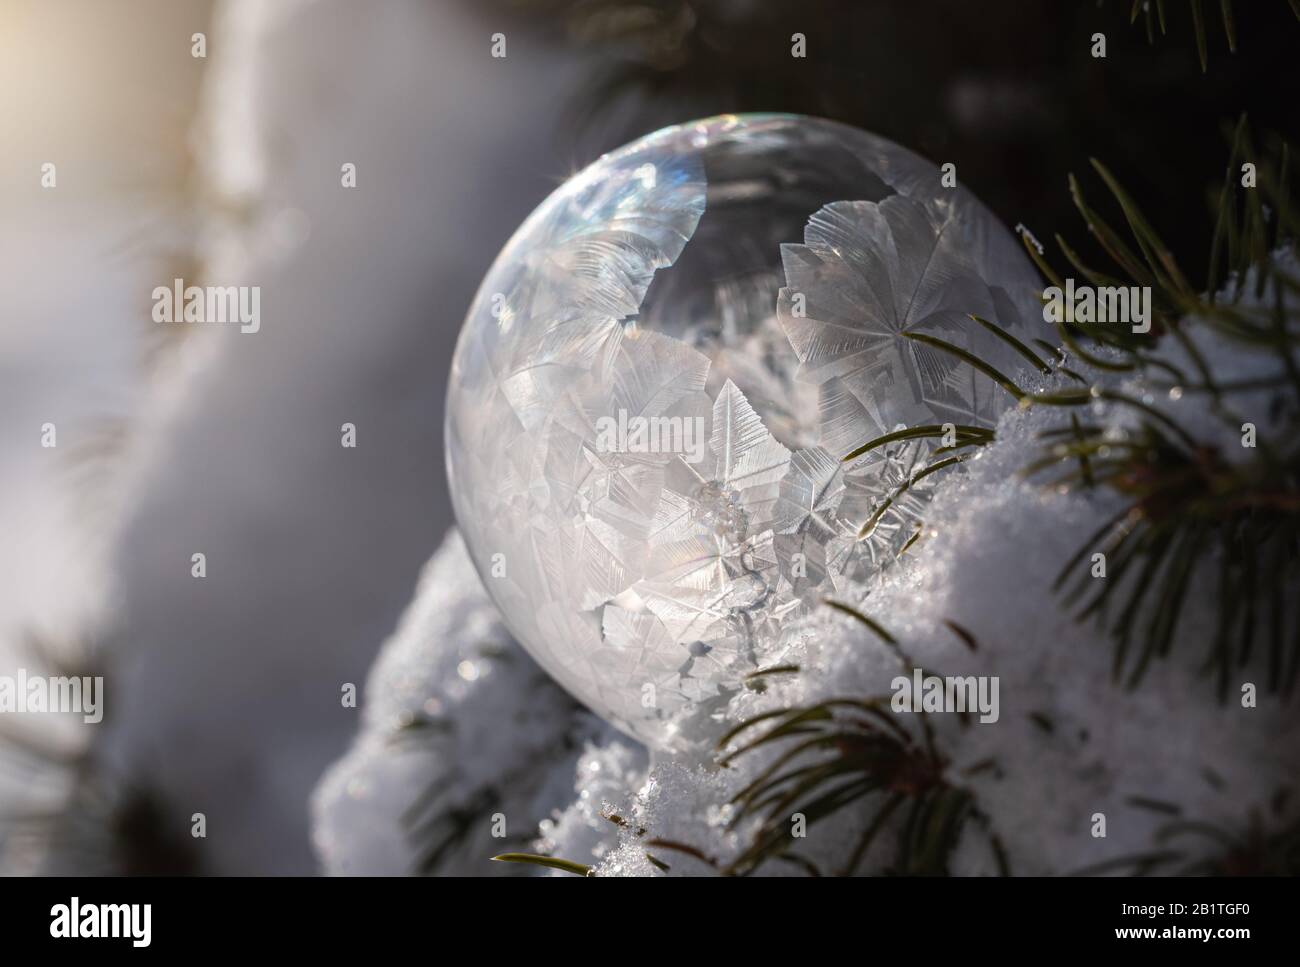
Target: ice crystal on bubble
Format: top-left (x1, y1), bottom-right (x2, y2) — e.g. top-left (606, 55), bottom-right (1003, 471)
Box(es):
top-left (447, 115), bottom-right (1040, 748)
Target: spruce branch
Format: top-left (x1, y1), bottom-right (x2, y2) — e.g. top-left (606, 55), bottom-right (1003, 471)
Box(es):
top-left (1078, 791), bottom-right (1300, 875)
top-left (1110, 0), bottom-right (1292, 72)
top-left (923, 118), bottom-right (1300, 698)
top-left (715, 606), bottom-right (1007, 877)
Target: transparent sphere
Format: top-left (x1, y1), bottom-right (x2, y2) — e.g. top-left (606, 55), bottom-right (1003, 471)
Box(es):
top-left (446, 114), bottom-right (1039, 749)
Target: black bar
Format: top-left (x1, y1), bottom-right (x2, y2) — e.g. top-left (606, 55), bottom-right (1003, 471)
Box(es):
top-left (0, 875), bottom-right (1284, 954)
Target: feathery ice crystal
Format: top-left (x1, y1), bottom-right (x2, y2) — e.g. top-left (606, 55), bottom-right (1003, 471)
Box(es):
top-left (446, 114), bottom-right (1041, 748)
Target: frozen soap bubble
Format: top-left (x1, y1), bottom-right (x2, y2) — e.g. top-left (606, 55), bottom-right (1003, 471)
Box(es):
top-left (446, 114), bottom-right (1040, 749)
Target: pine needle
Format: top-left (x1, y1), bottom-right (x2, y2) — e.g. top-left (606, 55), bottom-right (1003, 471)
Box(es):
top-left (491, 852), bottom-right (593, 876)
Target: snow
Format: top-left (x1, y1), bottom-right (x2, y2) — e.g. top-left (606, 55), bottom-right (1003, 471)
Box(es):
top-left (316, 261), bottom-right (1300, 875)
top-left (312, 530), bottom-right (610, 875)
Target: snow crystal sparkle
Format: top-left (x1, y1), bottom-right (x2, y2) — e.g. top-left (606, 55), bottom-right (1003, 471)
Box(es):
top-left (446, 114), bottom-right (1040, 749)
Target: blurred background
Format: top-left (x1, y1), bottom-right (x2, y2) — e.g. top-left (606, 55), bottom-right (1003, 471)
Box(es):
top-left (1, 0), bottom-right (1296, 875)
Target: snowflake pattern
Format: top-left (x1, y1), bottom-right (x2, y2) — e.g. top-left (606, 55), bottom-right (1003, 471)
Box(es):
top-left (447, 116), bottom-right (1040, 748)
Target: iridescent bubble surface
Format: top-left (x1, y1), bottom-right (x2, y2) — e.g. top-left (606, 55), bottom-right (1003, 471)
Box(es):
top-left (446, 114), bottom-right (1039, 749)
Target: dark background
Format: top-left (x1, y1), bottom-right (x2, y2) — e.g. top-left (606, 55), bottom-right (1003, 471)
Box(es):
top-left (510, 0), bottom-right (1299, 285)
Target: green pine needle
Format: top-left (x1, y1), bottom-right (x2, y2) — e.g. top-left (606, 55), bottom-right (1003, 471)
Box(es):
top-left (491, 852), bottom-right (594, 876)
